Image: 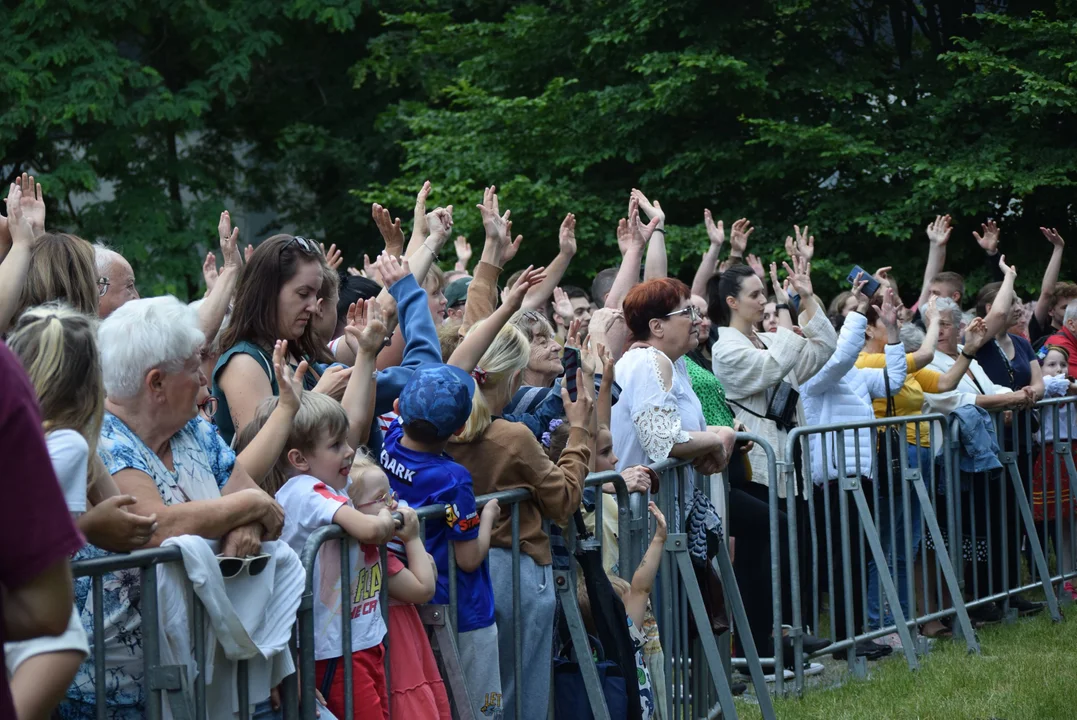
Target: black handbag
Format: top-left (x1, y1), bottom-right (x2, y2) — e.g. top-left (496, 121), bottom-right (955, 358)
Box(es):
top-left (877, 368), bottom-right (905, 486)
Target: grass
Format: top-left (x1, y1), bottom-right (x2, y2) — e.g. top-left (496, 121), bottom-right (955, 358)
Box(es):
top-left (734, 611), bottom-right (1076, 720)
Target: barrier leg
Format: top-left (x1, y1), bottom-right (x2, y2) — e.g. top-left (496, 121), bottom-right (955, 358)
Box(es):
top-left (553, 568), bottom-right (612, 720)
top-left (421, 605), bottom-right (475, 720)
top-left (909, 476), bottom-right (980, 654)
top-left (712, 541), bottom-right (777, 720)
top-left (1001, 455), bottom-right (1063, 622)
top-left (663, 534), bottom-right (742, 720)
top-left (848, 485), bottom-right (919, 670)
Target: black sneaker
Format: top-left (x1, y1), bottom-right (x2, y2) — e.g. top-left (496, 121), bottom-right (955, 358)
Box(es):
top-left (831, 639), bottom-right (893, 661)
top-left (1010, 596), bottom-right (1046, 616)
top-left (969, 601), bottom-right (1004, 627)
top-left (765, 633), bottom-right (831, 657)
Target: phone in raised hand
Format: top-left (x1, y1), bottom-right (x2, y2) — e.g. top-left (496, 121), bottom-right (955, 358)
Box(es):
top-left (846, 265), bottom-right (881, 298)
top-left (561, 346), bottom-right (580, 402)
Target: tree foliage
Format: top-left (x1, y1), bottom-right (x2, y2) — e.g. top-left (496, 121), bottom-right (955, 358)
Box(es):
top-left (2, 1), bottom-right (1075, 301)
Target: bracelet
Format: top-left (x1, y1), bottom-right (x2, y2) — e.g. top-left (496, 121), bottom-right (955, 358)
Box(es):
top-left (423, 242), bottom-right (439, 260)
top-left (775, 303), bottom-right (790, 311)
top-left (653, 228), bottom-right (665, 236)
top-left (961, 349), bottom-right (977, 360)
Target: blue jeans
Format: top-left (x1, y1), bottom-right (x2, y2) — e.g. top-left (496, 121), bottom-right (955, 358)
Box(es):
top-left (866, 443), bottom-right (932, 629)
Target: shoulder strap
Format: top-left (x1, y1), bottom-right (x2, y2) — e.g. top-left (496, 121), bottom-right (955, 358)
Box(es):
top-left (883, 367), bottom-right (897, 418)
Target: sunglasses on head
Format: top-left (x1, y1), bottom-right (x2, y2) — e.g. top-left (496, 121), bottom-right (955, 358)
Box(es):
top-left (217, 553), bottom-right (271, 579)
top-left (280, 235), bottom-right (319, 258)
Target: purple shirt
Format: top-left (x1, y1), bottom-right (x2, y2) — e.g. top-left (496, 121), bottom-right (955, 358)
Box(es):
top-left (0, 341), bottom-right (84, 718)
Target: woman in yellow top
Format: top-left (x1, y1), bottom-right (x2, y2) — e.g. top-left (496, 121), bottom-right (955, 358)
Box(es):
top-left (854, 298), bottom-right (990, 638)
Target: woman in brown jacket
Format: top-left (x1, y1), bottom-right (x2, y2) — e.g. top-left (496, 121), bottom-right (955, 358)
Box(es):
top-left (448, 322), bottom-right (593, 720)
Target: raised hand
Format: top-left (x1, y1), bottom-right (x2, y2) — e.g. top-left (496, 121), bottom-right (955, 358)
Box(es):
top-left (703, 209), bottom-right (724, 249)
top-left (477, 186), bottom-right (522, 264)
top-left (363, 254), bottom-right (380, 284)
top-left (202, 252), bottom-right (219, 293)
top-left (16, 173), bottom-right (45, 237)
top-left (562, 369), bottom-right (594, 429)
top-left (5, 184), bottom-right (36, 250)
top-left (411, 181), bottom-right (432, 247)
top-left (616, 218), bottom-right (632, 257)
top-left (768, 262), bottom-right (789, 304)
top-left (244, 244), bottom-right (255, 263)
top-left (792, 224), bottom-right (814, 260)
top-left (648, 501), bottom-right (668, 542)
top-left (631, 189), bottom-right (665, 227)
top-left (344, 298), bottom-right (389, 356)
top-left (973, 220), bottom-right (1000, 255)
top-left (922, 296), bottom-right (939, 327)
top-left (504, 266), bottom-right (547, 312)
top-left (372, 203), bottom-right (405, 258)
top-left (454, 235), bottom-right (472, 270)
top-left (552, 286), bottom-right (574, 324)
top-left (999, 253), bottom-right (1017, 279)
top-left (347, 266), bottom-right (362, 277)
top-left (220, 215), bottom-right (241, 269)
top-left (873, 266), bottom-right (892, 285)
top-left (559, 213), bottom-right (577, 257)
top-left (963, 316), bottom-right (990, 353)
top-left (927, 214), bottom-right (952, 246)
top-left (425, 206), bottom-right (454, 248)
top-left (273, 339), bottom-right (308, 416)
top-left (873, 288), bottom-right (899, 330)
top-left (372, 251), bottom-right (410, 288)
top-left (781, 254), bottom-right (813, 300)
top-left (1040, 227), bottom-right (1065, 249)
top-left (850, 272), bottom-right (871, 312)
top-left (628, 195), bottom-right (660, 246)
top-left (747, 253), bottom-right (765, 280)
top-left (321, 242), bottom-right (343, 271)
top-left (729, 218), bottom-right (753, 256)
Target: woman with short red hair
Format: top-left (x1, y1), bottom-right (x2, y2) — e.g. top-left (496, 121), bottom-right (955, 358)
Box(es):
top-left (610, 277), bottom-right (735, 476)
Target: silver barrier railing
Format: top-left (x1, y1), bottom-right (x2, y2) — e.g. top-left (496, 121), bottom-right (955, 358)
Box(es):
top-left (1031, 395), bottom-right (1077, 606)
top-left (296, 474), bottom-right (636, 720)
top-left (69, 546), bottom-right (265, 720)
top-left (787, 412), bottom-right (978, 693)
top-left (649, 445), bottom-right (777, 720)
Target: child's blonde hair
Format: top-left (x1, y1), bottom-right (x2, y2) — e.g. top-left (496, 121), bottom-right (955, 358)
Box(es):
top-left (236, 392), bottom-right (350, 495)
top-left (454, 322), bottom-right (531, 442)
top-left (7, 303), bottom-right (104, 457)
top-left (576, 570), bottom-right (631, 636)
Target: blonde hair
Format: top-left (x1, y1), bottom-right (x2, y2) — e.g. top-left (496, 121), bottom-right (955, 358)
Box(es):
top-left (7, 303), bottom-right (104, 457)
top-left (576, 570), bottom-right (631, 635)
top-left (17, 233), bottom-right (99, 319)
top-left (454, 322), bottom-right (530, 443)
top-left (236, 393), bottom-right (350, 495)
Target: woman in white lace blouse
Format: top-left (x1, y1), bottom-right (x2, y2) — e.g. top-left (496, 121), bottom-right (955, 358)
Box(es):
top-left (610, 278), bottom-right (736, 476)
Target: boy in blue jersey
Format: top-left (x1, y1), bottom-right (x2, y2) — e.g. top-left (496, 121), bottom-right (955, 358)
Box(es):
top-left (381, 364), bottom-right (502, 719)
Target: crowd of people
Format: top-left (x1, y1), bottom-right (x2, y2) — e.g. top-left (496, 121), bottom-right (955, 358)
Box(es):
top-left (1, 170), bottom-right (1075, 720)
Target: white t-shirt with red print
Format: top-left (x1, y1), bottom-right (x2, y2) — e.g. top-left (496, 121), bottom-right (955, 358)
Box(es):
top-left (276, 474), bottom-right (402, 660)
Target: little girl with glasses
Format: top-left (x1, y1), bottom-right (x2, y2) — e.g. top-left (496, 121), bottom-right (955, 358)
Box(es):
top-left (349, 454), bottom-right (451, 718)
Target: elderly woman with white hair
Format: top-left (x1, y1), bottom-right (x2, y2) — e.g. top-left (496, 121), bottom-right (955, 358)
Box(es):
top-left (62, 296), bottom-right (285, 719)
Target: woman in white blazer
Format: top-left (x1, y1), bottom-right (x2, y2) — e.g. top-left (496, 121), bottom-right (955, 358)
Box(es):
top-left (708, 255), bottom-right (837, 653)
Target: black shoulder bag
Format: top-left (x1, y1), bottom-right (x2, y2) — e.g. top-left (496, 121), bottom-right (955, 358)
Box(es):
top-left (877, 368), bottom-right (905, 487)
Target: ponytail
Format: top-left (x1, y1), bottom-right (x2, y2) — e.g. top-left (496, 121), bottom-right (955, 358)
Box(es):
top-left (706, 264), bottom-right (755, 327)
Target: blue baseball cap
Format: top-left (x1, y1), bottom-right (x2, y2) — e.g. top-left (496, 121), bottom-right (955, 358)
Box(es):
top-left (398, 364), bottom-right (476, 438)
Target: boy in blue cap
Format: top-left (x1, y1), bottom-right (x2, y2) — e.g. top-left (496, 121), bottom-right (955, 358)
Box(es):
top-left (381, 364), bottom-right (502, 718)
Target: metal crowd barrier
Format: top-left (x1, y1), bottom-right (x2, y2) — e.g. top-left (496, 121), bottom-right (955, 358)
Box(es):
top-left (69, 546), bottom-right (263, 720)
top-left (67, 398), bottom-right (1077, 719)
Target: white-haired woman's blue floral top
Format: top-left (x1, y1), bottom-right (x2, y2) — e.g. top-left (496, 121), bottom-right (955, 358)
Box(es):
top-left (60, 413), bottom-right (234, 720)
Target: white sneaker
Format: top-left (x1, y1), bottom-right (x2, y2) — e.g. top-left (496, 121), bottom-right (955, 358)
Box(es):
top-left (877, 632), bottom-right (904, 650)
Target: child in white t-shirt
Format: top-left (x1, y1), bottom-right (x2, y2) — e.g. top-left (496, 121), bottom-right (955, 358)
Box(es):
top-left (269, 391), bottom-right (397, 719)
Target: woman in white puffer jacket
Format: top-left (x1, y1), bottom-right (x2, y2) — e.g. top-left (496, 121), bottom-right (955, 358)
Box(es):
top-left (800, 284), bottom-right (905, 658)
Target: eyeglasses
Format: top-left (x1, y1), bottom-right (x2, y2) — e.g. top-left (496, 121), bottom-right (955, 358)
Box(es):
top-left (217, 553), bottom-right (271, 579)
top-left (355, 490), bottom-right (398, 509)
top-left (663, 306), bottom-right (701, 322)
top-left (198, 396), bottom-right (218, 420)
top-left (97, 277), bottom-right (110, 297)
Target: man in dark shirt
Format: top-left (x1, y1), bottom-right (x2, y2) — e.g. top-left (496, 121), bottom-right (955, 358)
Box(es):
top-left (0, 341), bottom-right (84, 719)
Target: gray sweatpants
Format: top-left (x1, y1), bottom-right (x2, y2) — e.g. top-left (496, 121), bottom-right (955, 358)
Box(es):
top-left (488, 548), bottom-right (556, 720)
top-left (458, 623), bottom-right (503, 719)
